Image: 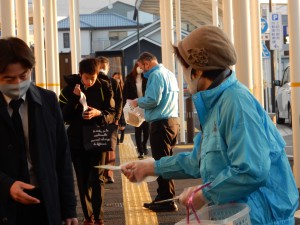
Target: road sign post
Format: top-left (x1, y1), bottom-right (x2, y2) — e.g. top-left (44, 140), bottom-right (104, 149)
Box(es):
top-left (269, 13), bottom-right (283, 50)
top-left (262, 41), bottom-right (271, 59)
top-left (261, 17), bottom-right (268, 34)
top-left (268, 1), bottom-right (277, 113)
top-left (261, 17), bottom-right (270, 59)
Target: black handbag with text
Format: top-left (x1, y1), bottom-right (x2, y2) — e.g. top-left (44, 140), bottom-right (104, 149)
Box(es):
top-left (82, 124), bottom-right (118, 153)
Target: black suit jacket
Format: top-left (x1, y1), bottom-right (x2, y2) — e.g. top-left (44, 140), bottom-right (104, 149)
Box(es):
top-left (59, 74), bottom-right (116, 148)
top-left (110, 77), bottom-right (123, 121)
top-left (98, 73), bottom-right (123, 121)
top-left (0, 84), bottom-right (77, 225)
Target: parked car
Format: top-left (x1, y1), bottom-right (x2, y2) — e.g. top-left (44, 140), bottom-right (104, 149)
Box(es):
top-left (274, 65), bottom-right (292, 126)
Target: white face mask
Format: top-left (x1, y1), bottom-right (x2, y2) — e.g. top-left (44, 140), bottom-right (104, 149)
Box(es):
top-left (182, 66), bottom-right (200, 95)
top-left (136, 67), bottom-right (143, 74)
top-left (99, 69), bottom-right (107, 75)
top-left (0, 79), bottom-right (31, 99)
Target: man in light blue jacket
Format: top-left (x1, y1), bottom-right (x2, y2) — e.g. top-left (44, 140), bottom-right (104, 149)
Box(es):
top-left (122, 26), bottom-right (298, 224)
top-left (129, 52), bottom-right (180, 212)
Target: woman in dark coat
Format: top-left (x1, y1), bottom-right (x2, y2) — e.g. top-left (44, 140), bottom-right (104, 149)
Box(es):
top-left (59, 58), bottom-right (115, 225)
top-left (123, 63), bottom-right (149, 159)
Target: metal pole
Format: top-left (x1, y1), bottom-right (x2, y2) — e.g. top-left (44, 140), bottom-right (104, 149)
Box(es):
top-left (159, 0), bottom-right (175, 72)
top-left (233, 0), bottom-right (253, 91)
top-left (222, 0), bottom-right (234, 43)
top-left (222, 0), bottom-right (235, 71)
top-left (32, 0), bottom-right (46, 88)
top-left (288, 0), bottom-right (300, 188)
top-left (0, 0), bottom-right (15, 37)
top-left (251, 0), bottom-right (264, 106)
top-left (52, 0), bottom-right (60, 95)
top-left (16, 0), bottom-right (29, 44)
top-left (75, 0), bottom-right (81, 62)
top-left (212, 0), bottom-right (219, 26)
top-left (175, 0), bottom-right (186, 144)
top-left (44, 0), bottom-right (56, 93)
top-left (269, 0), bottom-right (276, 113)
top-left (137, 8), bottom-right (140, 55)
top-left (69, 0), bottom-right (79, 73)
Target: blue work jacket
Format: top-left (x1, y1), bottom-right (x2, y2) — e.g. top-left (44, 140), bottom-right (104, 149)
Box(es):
top-left (155, 72), bottom-right (298, 225)
top-left (137, 64), bottom-right (179, 122)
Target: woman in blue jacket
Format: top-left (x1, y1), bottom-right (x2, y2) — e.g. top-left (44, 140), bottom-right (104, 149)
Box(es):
top-left (121, 26), bottom-right (299, 224)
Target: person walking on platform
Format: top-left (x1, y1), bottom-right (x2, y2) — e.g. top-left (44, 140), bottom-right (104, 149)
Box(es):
top-left (128, 52), bottom-right (180, 212)
top-left (123, 63), bottom-right (149, 159)
top-left (121, 26), bottom-right (299, 224)
top-left (112, 72), bottom-right (126, 145)
top-left (0, 37), bottom-right (78, 225)
top-left (59, 58), bottom-right (115, 225)
top-left (97, 56), bottom-right (123, 184)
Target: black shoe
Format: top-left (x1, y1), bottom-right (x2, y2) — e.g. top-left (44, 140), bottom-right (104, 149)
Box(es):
top-left (143, 201), bottom-right (155, 208)
top-left (106, 177), bottom-right (115, 184)
top-left (138, 153), bottom-right (144, 159)
top-left (143, 148), bottom-right (149, 155)
top-left (149, 202), bottom-right (178, 212)
top-left (143, 196), bottom-right (162, 208)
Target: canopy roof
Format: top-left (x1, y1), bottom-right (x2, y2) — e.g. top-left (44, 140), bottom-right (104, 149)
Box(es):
top-left (135, 0), bottom-right (223, 27)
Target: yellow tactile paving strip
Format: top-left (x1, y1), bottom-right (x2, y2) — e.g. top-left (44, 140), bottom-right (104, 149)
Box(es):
top-left (119, 134), bottom-right (159, 225)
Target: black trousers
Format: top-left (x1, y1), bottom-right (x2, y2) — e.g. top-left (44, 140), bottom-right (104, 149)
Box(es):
top-left (16, 188), bottom-right (48, 225)
top-left (135, 121), bottom-right (150, 154)
top-left (118, 129), bottom-right (125, 142)
top-left (71, 149), bottom-right (106, 221)
top-left (150, 118), bottom-right (179, 200)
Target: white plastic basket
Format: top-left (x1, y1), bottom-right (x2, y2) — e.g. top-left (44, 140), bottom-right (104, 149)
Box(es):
top-left (123, 100), bottom-right (145, 127)
top-left (175, 203), bottom-right (251, 225)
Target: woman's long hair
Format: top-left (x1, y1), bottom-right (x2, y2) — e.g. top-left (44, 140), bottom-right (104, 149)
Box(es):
top-left (112, 72), bottom-right (124, 89)
top-left (128, 62), bottom-right (139, 80)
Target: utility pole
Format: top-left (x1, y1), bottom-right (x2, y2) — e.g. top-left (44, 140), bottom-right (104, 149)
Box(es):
top-left (133, 7), bottom-right (140, 55)
top-left (137, 8), bottom-right (140, 55)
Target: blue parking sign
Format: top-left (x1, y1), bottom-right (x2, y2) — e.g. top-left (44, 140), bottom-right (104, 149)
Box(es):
top-left (272, 14), bottom-right (279, 21)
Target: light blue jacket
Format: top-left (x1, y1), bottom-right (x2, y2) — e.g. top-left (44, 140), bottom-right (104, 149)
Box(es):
top-left (155, 72), bottom-right (298, 225)
top-left (137, 64), bottom-right (179, 122)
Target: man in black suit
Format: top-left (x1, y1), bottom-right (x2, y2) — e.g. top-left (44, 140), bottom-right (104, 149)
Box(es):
top-left (97, 56), bottom-right (123, 184)
top-left (0, 37), bottom-right (78, 225)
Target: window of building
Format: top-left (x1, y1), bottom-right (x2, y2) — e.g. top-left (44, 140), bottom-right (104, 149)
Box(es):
top-left (109, 31), bottom-right (127, 45)
top-left (63, 33), bottom-right (70, 48)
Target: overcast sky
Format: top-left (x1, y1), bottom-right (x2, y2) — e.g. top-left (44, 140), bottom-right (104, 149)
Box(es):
top-left (56, 0), bottom-right (136, 16)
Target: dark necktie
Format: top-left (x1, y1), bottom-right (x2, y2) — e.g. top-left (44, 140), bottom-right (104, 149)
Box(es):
top-left (9, 99), bottom-right (30, 183)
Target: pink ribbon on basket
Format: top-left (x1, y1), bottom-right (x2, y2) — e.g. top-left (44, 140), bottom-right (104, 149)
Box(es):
top-left (186, 182), bottom-right (211, 224)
